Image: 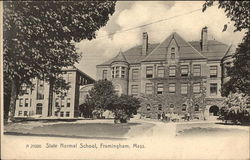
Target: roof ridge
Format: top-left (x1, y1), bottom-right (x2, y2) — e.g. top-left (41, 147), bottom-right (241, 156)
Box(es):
top-left (172, 32), bottom-right (206, 59)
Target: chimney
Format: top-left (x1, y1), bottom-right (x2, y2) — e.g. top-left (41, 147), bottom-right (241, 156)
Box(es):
top-left (142, 32), bottom-right (148, 55)
top-left (201, 26), bottom-right (208, 52)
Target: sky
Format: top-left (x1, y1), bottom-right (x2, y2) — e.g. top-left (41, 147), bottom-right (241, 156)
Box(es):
top-left (75, 1), bottom-right (246, 79)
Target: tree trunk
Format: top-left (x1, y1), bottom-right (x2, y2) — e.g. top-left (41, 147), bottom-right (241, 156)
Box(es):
top-left (8, 79), bottom-right (18, 122)
top-left (48, 78), bottom-right (54, 117)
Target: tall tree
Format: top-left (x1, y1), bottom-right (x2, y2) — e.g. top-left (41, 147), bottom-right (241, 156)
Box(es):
top-left (3, 1), bottom-right (116, 121)
top-left (221, 33), bottom-right (250, 96)
top-left (203, 1), bottom-right (250, 96)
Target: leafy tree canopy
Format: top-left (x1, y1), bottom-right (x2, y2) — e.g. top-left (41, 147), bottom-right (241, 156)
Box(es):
top-left (4, 1), bottom-right (116, 87)
top-left (3, 1), bottom-right (116, 120)
top-left (88, 80), bottom-right (117, 111)
top-left (222, 33), bottom-right (250, 96)
top-left (203, 1), bottom-right (249, 32)
top-left (87, 80), bottom-right (141, 123)
top-left (203, 1), bottom-right (250, 96)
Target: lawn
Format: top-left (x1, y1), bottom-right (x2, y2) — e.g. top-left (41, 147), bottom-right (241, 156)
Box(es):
top-left (176, 123), bottom-right (249, 137)
top-left (4, 122), bottom-right (141, 139)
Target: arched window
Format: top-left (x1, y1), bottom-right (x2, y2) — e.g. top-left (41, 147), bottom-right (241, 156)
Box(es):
top-left (182, 104), bottom-right (187, 111)
top-left (171, 47), bottom-right (175, 59)
top-left (146, 104), bottom-right (151, 111)
top-left (158, 104), bottom-right (162, 111)
top-left (170, 104), bottom-right (174, 108)
top-left (171, 47), bottom-right (175, 52)
top-left (36, 103), bottom-right (43, 115)
top-left (194, 104), bottom-right (199, 111)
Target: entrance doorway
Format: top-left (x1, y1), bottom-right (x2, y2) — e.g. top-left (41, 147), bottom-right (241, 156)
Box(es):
top-left (209, 105), bottom-right (219, 116)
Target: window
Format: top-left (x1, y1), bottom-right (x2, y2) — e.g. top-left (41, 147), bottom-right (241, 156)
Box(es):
top-left (66, 112), bottom-right (70, 117)
top-left (145, 83), bottom-right (153, 95)
top-left (171, 53), bottom-right (175, 59)
top-left (121, 67), bottom-right (126, 78)
top-left (182, 104), bottom-right (187, 111)
top-left (111, 67), bottom-right (115, 78)
top-left (158, 104), bottom-right (162, 111)
top-left (102, 70), bottom-right (108, 80)
top-left (132, 69), bottom-right (139, 80)
top-left (55, 98), bottom-right (59, 107)
top-left (131, 85), bottom-right (139, 96)
top-left (19, 98), bottom-right (23, 107)
top-left (169, 66), bottom-right (176, 77)
top-left (170, 47), bottom-right (175, 59)
top-left (112, 66), bottom-right (121, 78)
top-left (25, 98), bottom-right (29, 107)
top-left (146, 104), bottom-right (151, 111)
top-left (181, 83), bottom-right (188, 94)
top-left (210, 66), bottom-right (217, 78)
top-left (193, 83), bottom-right (201, 94)
top-left (157, 83), bottom-right (163, 94)
top-left (146, 66), bottom-right (153, 78)
top-left (61, 99), bottom-right (65, 107)
top-left (169, 83), bottom-right (176, 93)
top-left (181, 65), bottom-right (189, 76)
top-left (18, 111), bottom-right (22, 116)
top-left (24, 111), bottom-right (28, 116)
top-left (210, 83), bottom-right (217, 95)
top-left (36, 103), bottom-right (43, 115)
top-left (66, 98), bottom-right (71, 107)
top-left (170, 104), bottom-right (174, 108)
top-left (171, 47), bottom-right (175, 52)
top-left (157, 66), bottom-right (164, 77)
top-left (115, 66), bottom-right (120, 78)
top-left (194, 104), bottom-right (199, 112)
top-left (193, 64), bottom-right (201, 76)
top-left (37, 79), bottom-right (44, 100)
top-left (60, 111), bottom-right (64, 117)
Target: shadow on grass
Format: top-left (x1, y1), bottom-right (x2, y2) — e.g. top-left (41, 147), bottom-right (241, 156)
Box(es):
top-left (4, 132), bottom-right (127, 140)
top-left (4, 123), bottom-right (136, 139)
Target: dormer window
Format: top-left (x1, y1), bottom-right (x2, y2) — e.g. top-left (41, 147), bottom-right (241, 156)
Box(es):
top-left (171, 47), bottom-right (175, 59)
top-left (171, 53), bottom-right (175, 59)
top-left (171, 47), bottom-right (175, 52)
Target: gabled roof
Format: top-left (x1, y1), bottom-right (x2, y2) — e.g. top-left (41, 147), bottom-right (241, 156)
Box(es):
top-left (97, 32), bottom-right (234, 66)
top-left (189, 40), bottom-right (232, 60)
top-left (142, 32), bottom-right (206, 62)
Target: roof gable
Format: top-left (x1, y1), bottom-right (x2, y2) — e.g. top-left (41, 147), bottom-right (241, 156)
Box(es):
top-left (142, 32), bottom-right (206, 62)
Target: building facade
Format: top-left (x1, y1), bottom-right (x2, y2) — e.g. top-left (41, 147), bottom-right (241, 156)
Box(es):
top-left (15, 66), bottom-right (95, 118)
top-left (96, 27), bottom-right (235, 119)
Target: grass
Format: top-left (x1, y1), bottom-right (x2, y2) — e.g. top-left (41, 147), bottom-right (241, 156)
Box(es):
top-left (176, 123), bottom-right (249, 137)
top-left (4, 123), bottom-right (138, 139)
